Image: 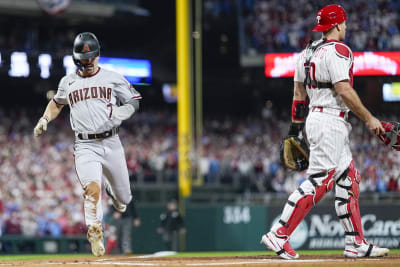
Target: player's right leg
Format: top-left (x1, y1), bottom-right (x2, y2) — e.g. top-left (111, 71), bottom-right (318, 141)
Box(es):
top-left (261, 169), bottom-right (335, 259)
top-left (335, 161), bottom-right (389, 258)
top-left (74, 142), bottom-right (105, 256)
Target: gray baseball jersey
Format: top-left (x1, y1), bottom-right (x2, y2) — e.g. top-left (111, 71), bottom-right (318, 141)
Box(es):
top-left (54, 67), bottom-right (141, 227)
top-left (54, 67), bottom-right (142, 134)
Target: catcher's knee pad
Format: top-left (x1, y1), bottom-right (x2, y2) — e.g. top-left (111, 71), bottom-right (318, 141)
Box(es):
top-left (273, 170), bottom-right (335, 236)
top-left (335, 161), bottom-right (364, 245)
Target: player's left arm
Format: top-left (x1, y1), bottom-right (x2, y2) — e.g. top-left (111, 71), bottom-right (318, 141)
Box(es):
top-left (328, 44), bottom-right (384, 136)
top-left (112, 75), bottom-right (142, 121)
top-left (111, 98), bottom-right (140, 121)
top-left (334, 81), bottom-right (384, 136)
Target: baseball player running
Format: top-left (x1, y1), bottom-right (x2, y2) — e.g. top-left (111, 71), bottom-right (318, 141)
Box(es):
top-left (260, 5), bottom-right (389, 259)
top-left (33, 32), bottom-right (142, 256)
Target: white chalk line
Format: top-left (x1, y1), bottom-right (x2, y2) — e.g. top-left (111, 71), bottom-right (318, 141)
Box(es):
top-left (95, 251), bottom-right (177, 261)
top-left (41, 257), bottom-right (382, 266)
top-left (44, 262), bottom-right (157, 266)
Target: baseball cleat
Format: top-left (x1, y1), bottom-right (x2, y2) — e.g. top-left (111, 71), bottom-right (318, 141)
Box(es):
top-left (104, 180), bottom-right (127, 213)
top-left (87, 224), bottom-right (105, 257)
top-left (260, 232), bottom-right (299, 260)
top-left (344, 240), bottom-right (389, 258)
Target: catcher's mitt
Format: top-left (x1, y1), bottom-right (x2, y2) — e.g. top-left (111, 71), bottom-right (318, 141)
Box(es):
top-left (378, 121), bottom-right (400, 151)
top-left (280, 136), bottom-right (310, 171)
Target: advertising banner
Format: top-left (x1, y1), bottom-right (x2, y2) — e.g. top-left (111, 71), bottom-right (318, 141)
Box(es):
top-left (265, 51), bottom-right (400, 78)
top-left (267, 205), bottom-right (400, 250)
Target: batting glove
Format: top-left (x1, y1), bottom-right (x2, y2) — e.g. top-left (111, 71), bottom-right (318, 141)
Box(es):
top-left (34, 117), bottom-right (49, 137)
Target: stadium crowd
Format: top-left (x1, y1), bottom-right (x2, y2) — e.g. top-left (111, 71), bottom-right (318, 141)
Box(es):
top-left (241, 0), bottom-right (400, 54)
top-left (0, 108), bottom-right (399, 237)
top-left (1, 0), bottom-right (400, 57)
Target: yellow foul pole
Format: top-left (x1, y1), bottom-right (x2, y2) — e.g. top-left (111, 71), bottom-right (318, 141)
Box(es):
top-left (176, 0), bottom-right (192, 199)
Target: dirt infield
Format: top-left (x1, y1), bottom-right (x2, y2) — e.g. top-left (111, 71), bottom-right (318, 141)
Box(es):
top-left (1, 254), bottom-right (400, 267)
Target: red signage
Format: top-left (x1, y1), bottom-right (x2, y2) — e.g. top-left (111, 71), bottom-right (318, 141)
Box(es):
top-left (265, 51), bottom-right (400, 77)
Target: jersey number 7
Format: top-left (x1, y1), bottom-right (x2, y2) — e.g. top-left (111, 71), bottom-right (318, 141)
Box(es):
top-left (107, 103), bottom-right (113, 119)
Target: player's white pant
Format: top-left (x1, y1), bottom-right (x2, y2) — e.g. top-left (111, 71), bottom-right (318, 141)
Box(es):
top-left (74, 135), bottom-right (132, 227)
top-left (306, 111), bottom-right (352, 177)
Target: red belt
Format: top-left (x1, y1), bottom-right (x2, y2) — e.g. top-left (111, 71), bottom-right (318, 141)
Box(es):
top-left (311, 107), bottom-right (346, 118)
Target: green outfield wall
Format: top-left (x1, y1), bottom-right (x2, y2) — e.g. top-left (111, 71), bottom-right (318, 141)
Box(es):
top-left (0, 203), bottom-right (399, 254)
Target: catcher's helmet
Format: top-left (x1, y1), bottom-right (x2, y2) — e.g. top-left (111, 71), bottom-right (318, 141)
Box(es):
top-left (72, 32), bottom-right (100, 68)
top-left (312, 5), bottom-right (347, 32)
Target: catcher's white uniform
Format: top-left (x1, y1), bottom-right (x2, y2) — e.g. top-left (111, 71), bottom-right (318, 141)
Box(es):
top-left (294, 40), bottom-right (353, 179)
top-left (262, 4), bottom-right (389, 259)
top-left (54, 67), bottom-right (141, 226)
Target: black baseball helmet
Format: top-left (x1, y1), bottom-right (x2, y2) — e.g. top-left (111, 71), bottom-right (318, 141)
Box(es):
top-left (72, 32), bottom-right (100, 68)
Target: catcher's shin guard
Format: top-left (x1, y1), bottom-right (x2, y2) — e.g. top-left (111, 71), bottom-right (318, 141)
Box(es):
top-left (272, 169), bottom-right (335, 237)
top-left (335, 161), bottom-right (390, 257)
top-left (335, 161), bottom-right (364, 245)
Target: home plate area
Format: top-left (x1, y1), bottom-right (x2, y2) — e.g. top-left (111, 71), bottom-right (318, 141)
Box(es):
top-left (2, 254), bottom-right (400, 267)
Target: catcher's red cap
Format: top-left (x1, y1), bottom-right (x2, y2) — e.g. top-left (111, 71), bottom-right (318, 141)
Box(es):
top-left (312, 4), bottom-right (347, 32)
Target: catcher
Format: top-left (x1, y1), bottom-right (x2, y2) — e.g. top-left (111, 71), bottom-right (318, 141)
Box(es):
top-left (262, 4), bottom-right (389, 260)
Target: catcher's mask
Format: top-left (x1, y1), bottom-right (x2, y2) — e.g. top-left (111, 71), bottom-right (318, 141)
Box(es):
top-left (379, 121), bottom-right (400, 151)
top-left (72, 32), bottom-right (100, 70)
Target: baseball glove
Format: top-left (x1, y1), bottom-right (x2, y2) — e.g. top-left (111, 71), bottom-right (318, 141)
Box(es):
top-left (378, 121), bottom-right (400, 151)
top-left (280, 136), bottom-right (310, 171)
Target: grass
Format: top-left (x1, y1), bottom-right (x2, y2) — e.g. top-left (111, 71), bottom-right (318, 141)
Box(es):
top-left (0, 250), bottom-right (399, 261)
top-left (0, 254), bottom-right (92, 261)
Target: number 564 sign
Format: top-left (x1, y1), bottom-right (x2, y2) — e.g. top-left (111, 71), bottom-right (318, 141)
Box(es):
top-left (223, 206), bottom-right (251, 224)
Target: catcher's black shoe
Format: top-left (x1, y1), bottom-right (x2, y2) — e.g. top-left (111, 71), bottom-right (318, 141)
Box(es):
top-left (104, 180), bottom-right (127, 213)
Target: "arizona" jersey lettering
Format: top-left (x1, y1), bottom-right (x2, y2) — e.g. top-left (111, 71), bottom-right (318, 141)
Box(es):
top-left (69, 86), bottom-right (112, 107)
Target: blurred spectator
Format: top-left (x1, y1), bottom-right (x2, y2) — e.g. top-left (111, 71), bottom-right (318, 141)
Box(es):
top-left (239, 0), bottom-right (400, 54)
top-left (4, 212), bottom-right (21, 235)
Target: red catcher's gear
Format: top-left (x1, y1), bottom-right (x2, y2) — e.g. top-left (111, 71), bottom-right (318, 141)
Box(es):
top-left (312, 5), bottom-right (347, 32)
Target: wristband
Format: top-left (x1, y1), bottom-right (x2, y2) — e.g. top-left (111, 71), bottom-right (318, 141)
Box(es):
top-left (291, 100), bottom-right (306, 121)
